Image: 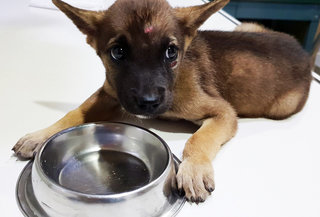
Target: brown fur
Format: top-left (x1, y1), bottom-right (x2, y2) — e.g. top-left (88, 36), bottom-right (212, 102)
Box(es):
top-left (13, 0), bottom-right (312, 203)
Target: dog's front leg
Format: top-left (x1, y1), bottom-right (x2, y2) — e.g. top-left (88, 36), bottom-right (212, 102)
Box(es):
top-left (177, 101), bottom-right (237, 203)
top-left (13, 87), bottom-right (119, 159)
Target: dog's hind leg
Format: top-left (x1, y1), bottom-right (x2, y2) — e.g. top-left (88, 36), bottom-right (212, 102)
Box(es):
top-left (265, 85), bottom-right (310, 120)
top-left (12, 87), bottom-right (119, 159)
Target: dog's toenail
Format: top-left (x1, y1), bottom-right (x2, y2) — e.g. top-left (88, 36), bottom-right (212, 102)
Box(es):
top-left (208, 187), bottom-right (215, 192)
top-left (190, 196), bottom-right (195, 203)
top-left (178, 189), bottom-right (185, 197)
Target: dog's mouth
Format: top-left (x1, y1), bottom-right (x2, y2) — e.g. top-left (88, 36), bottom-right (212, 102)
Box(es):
top-left (121, 100), bottom-right (170, 117)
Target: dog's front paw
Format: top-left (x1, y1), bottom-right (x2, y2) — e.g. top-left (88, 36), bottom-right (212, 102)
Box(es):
top-left (177, 158), bottom-right (215, 203)
top-left (12, 130), bottom-right (48, 159)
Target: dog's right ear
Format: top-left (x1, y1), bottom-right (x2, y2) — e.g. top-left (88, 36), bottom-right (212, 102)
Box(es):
top-left (174, 0), bottom-right (229, 50)
top-left (52, 0), bottom-right (104, 46)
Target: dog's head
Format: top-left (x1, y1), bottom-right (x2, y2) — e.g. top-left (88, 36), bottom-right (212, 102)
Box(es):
top-left (53, 0), bottom-right (229, 117)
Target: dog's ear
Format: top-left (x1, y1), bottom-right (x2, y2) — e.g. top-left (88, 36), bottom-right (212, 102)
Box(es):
top-left (52, 0), bottom-right (104, 38)
top-left (174, 0), bottom-right (229, 49)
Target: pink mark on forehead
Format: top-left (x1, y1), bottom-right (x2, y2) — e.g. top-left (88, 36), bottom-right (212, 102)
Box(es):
top-left (144, 26), bottom-right (154, 34)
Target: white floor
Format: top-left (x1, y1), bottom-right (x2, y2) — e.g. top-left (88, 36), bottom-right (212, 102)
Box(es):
top-left (1, 1), bottom-right (320, 217)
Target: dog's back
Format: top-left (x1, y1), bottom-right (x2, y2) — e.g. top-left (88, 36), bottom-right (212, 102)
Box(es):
top-left (185, 24), bottom-right (312, 119)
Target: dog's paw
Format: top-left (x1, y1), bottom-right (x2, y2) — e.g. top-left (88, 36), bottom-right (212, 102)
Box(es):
top-left (12, 130), bottom-right (48, 159)
top-left (176, 158), bottom-right (215, 204)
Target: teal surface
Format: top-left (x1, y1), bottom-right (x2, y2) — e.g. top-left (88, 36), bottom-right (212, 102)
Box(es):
top-left (221, 1), bottom-right (320, 52)
top-left (212, 0), bottom-right (320, 4)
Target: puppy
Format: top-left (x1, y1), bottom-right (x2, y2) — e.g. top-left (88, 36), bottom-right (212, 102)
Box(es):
top-left (13, 0), bottom-right (312, 203)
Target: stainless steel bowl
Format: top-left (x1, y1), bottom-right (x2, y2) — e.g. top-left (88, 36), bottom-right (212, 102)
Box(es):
top-left (31, 122), bottom-right (184, 217)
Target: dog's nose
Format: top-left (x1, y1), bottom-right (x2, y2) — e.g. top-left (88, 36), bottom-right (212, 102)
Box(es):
top-left (130, 87), bottom-right (165, 113)
top-left (137, 94), bottom-right (161, 111)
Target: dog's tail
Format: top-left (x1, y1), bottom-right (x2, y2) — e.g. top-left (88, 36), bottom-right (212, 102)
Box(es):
top-left (234, 22), bottom-right (271, 33)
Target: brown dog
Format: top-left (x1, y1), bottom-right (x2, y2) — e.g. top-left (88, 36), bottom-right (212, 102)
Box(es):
top-left (13, 0), bottom-right (312, 203)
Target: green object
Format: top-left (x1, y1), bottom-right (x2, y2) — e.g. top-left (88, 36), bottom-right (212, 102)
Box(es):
top-left (228, 0), bottom-right (320, 4)
top-left (221, 1), bottom-right (320, 52)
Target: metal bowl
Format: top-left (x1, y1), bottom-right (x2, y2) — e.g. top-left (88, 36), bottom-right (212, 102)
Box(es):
top-left (30, 122), bottom-right (184, 217)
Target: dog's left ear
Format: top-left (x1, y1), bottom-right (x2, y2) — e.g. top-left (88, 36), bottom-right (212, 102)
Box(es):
top-left (174, 0), bottom-right (229, 49)
top-left (52, 0), bottom-right (104, 47)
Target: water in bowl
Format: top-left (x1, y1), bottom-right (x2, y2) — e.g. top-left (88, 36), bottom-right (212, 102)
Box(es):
top-left (58, 150), bottom-right (150, 195)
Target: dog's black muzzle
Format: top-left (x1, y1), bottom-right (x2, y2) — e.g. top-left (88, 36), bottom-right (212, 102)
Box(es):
top-left (115, 65), bottom-right (174, 117)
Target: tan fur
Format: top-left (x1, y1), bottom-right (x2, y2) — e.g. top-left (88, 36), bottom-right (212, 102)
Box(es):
top-left (235, 22), bottom-right (271, 33)
top-left (268, 87), bottom-right (308, 119)
top-left (183, 36), bottom-right (194, 52)
top-left (13, 0), bottom-right (311, 203)
top-left (177, 113), bottom-right (237, 201)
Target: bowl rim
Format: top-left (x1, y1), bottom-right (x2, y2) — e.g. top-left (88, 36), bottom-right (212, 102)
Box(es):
top-left (34, 121), bottom-right (174, 200)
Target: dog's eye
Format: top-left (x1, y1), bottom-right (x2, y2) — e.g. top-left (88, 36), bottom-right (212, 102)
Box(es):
top-left (110, 46), bottom-right (126, 60)
top-left (165, 45), bottom-right (178, 61)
